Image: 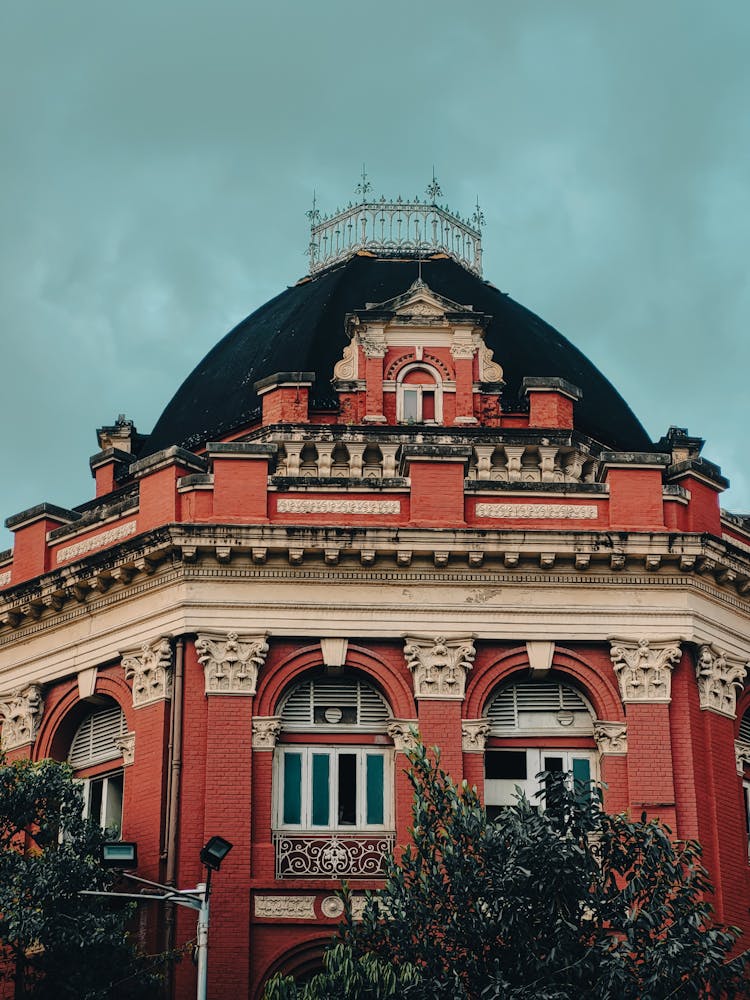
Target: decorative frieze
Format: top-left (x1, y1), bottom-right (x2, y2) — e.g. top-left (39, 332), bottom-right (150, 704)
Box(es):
top-left (252, 716), bottom-right (282, 750)
top-left (404, 635), bottom-right (476, 700)
top-left (254, 895), bottom-right (316, 920)
top-left (734, 739), bottom-right (750, 775)
top-left (386, 719), bottom-right (419, 753)
top-left (0, 685), bottom-right (43, 750)
top-left (196, 631), bottom-right (269, 696)
top-left (695, 645), bottom-right (747, 718)
top-left (593, 720), bottom-right (627, 756)
top-left (461, 719), bottom-right (491, 752)
top-left (122, 638), bottom-right (173, 707)
top-left (277, 499), bottom-right (400, 515)
top-left (609, 639), bottom-right (682, 703)
top-left (475, 503), bottom-right (598, 520)
top-left (56, 521), bottom-right (137, 564)
top-left (115, 731), bottom-right (136, 766)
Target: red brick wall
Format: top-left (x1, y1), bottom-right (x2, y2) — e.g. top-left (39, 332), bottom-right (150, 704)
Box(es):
top-left (408, 460), bottom-right (465, 526)
top-left (527, 391), bottom-right (574, 429)
top-left (212, 457), bottom-right (270, 521)
top-left (606, 468), bottom-right (665, 530)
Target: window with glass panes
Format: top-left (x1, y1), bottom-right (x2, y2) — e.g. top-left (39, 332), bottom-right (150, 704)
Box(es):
top-left (68, 702), bottom-right (126, 834)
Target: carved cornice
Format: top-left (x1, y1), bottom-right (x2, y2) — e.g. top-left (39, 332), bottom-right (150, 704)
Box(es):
top-left (386, 719), bottom-right (419, 753)
top-left (115, 731), bottom-right (136, 766)
top-left (461, 719), bottom-right (491, 752)
top-left (122, 637), bottom-right (173, 707)
top-left (252, 716), bottom-right (282, 750)
top-left (735, 739), bottom-right (750, 775)
top-left (0, 684), bottom-right (43, 750)
top-left (695, 645), bottom-right (747, 718)
top-left (593, 720), bottom-right (627, 755)
top-left (609, 638), bottom-right (682, 703)
top-left (403, 635), bottom-right (476, 700)
top-left (196, 631), bottom-right (269, 696)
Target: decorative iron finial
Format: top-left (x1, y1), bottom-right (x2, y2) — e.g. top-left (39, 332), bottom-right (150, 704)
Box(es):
top-left (306, 190), bottom-right (321, 227)
top-left (426, 168), bottom-right (442, 204)
top-left (355, 164), bottom-right (372, 202)
top-left (471, 197), bottom-right (485, 230)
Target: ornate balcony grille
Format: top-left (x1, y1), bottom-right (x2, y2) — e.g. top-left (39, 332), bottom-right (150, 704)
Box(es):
top-left (273, 832), bottom-right (395, 879)
top-left (307, 173), bottom-right (484, 277)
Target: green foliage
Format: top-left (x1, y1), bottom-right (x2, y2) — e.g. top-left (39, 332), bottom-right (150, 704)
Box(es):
top-left (264, 742), bottom-right (749, 1000)
top-left (0, 756), bottom-right (161, 999)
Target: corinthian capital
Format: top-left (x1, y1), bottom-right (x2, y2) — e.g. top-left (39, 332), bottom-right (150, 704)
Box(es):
top-left (122, 637), bottom-right (173, 707)
top-left (695, 645), bottom-right (747, 718)
top-left (593, 720), bottom-right (627, 756)
top-left (462, 719), bottom-right (492, 752)
top-left (609, 638), bottom-right (682, 703)
top-left (196, 631), bottom-right (269, 696)
top-left (0, 685), bottom-right (43, 751)
top-left (252, 716), bottom-right (282, 750)
top-left (404, 635), bottom-right (476, 700)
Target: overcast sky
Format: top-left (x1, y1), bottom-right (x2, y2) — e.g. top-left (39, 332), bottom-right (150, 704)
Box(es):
top-left (1, 0), bottom-right (748, 549)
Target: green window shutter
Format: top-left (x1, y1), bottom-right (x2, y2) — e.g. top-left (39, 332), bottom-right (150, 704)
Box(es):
top-left (366, 753), bottom-right (384, 825)
top-left (572, 757), bottom-right (591, 797)
top-left (283, 753), bottom-right (302, 825)
top-left (311, 753), bottom-right (330, 826)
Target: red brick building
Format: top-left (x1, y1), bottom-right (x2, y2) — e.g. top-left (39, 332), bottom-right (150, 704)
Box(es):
top-left (1, 193), bottom-right (750, 997)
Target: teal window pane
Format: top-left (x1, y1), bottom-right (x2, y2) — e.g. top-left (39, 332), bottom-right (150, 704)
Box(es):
top-left (283, 753), bottom-right (302, 825)
top-left (366, 754), bottom-right (384, 825)
top-left (572, 757), bottom-right (591, 799)
top-left (312, 754), bottom-right (330, 826)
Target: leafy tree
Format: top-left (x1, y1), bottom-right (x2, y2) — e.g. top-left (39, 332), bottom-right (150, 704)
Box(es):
top-left (265, 742), bottom-right (749, 1000)
top-left (0, 756), bottom-right (162, 999)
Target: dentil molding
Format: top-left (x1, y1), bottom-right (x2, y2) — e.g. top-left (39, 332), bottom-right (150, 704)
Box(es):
top-left (196, 631), bottom-right (269, 696)
top-left (695, 645), bottom-right (748, 718)
top-left (404, 635), bottom-right (476, 700)
top-left (609, 638), bottom-right (682, 703)
top-left (461, 719), bottom-right (492, 752)
top-left (122, 637), bottom-right (173, 707)
top-left (0, 684), bottom-right (43, 750)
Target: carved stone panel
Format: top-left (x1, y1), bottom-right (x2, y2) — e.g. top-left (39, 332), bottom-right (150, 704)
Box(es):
top-left (461, 719), bottom-right (491, 752)
top-left (0, 685), bottom-right (43, 750)
top-left (386, 719), bottom-right (419, 753)
top-left (254, 895), bottom-right (316, 919)
top-left (609, 639), bottom-right (682, 703)
top-left (252, 716), bottom-right (282, 750)
top-left (196, 631), bottom-right (269, 696)
top-left (404, 635), bottom-right (476, 700)
top-left (695, 645), bottom-right (748, 718)
top-left (593, 720), bottom-right (627, 756)
top-left (122, 638), bottom-right (173, 707)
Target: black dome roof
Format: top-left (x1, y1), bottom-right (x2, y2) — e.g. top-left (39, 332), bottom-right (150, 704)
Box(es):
top-left (141, 255), bottom-right (652, 456)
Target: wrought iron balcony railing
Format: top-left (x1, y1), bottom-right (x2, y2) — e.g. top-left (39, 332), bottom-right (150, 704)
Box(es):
top-left (273, 831), bottom-right (395, 879)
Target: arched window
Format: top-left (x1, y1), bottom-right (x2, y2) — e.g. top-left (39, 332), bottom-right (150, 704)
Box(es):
top-left (396, 364), bottom-right (442, 424)
top-left (738, 708), bottom-right (750, 856)
top-left (483, 677), bottom-right (596, 819)
top-left (273, 673), bottom-right (394, 877)
top-left (68, 701), bottom-right (126, 834)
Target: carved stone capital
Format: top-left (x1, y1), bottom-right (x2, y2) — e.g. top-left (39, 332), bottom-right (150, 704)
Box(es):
top-left (735, 739), bottom-right (750, 775)
top-left (449, 335), bottom-right (476, 361)
top-left (122, 637), bottom-right (173, 707)
top-left (358, 334), bottom-right (387, 359)
top-left (695, 645), bottom-right (748, 718)
top-left (462, 719), bottom-right (491, 752)
top-left (0, 685), bottom-right (44, 750)
top-left (252, 716), bottom-right (282, 750)
top-left (593, 720), bottom-right (627, 756)
top-left (609, 638), bottom-right (682, 703)
top-left (404, 635), bottom-right (476, 700)
top-left (386, 719), bottom-right (419, 753)
top-left (196, 631), bottom-right (269, 696)
top-left (115, 731), bottom-right (136, 767)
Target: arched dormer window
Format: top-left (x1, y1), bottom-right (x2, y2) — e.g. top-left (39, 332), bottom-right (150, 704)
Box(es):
top-left (274, 673), bottom-right (393, 840)
top-left (68, 701), bottom-right (127, 833)
top-left (484, 677), bottom-right (596, 818)
top-left (396, 364), bottom-right (442, 425)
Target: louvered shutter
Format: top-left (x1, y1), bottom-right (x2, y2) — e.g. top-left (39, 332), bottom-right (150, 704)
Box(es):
top-left (487, 681), bottom-right (592, 735)
top-left (280, 677), bottom-right (390, 729)
top-left (69, 706), bottom-right (126, 769)
top-left (740, 711), bottom-right (750, 744)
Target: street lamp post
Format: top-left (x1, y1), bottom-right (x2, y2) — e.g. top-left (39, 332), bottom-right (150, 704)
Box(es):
top-left (85, 836), bottom-right (233, 1000)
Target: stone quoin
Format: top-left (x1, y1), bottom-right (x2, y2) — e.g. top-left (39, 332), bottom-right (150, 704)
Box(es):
top-left (1, 182), bottom-right (750, 998)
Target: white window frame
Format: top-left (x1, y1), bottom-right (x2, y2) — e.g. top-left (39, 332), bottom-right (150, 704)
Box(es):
top-left (485, 747), bottom-right (598, 810)
top-left (80, 771), bottom-right (124, 835)
top-left (274, 746), bottom-right (393, 833)
top-left (396, 364), bottom-right (443, 425)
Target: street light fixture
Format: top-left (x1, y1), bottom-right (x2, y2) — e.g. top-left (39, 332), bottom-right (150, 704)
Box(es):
top-left (82, 835), bottom-right (234, 1000)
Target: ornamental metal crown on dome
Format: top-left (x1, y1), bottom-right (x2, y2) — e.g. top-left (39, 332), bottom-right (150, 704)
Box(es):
top-left (306, 169), bottom-right (484, 277)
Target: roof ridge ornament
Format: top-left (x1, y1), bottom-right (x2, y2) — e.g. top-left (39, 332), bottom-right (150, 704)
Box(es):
top-left (306, 175), bottom-right (483, 278)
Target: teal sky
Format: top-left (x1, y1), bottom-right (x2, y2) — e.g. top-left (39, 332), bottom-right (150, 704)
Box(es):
top-left (1, 0), bottom-right (748, 548)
